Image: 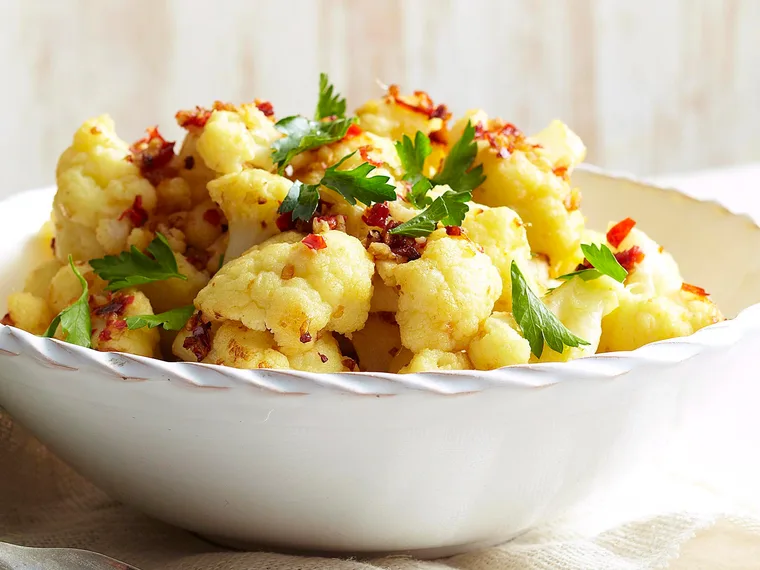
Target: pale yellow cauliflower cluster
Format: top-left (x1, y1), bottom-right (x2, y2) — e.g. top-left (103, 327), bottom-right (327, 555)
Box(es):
top-left (3, 80), bottom-right (724, 374)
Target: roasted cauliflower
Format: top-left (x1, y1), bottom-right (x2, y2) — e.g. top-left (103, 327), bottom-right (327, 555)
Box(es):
top-left (3, 74), bottom-right (724, 375)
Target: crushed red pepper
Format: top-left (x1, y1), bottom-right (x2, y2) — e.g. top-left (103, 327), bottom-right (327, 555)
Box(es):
top-left (359, 145), bottom-right (383, 167)
top-left (343, 123), bottom-right (363, 140)
top-left (445, 226), bottom-right (463, 236)
top-left (362, 203), bottom-right (391, 229)
top-left (176, 106), bottom-right (213, 129)
top-left (607, 218), bottom-right (636, 248)
top-left (183, 312), bottom-right (212, 362)
top-left (386, 85), bottom-right (451, 121)
top-left (318, 352), bottom-right (329, 363)
top-left (184, 156), bottom-right (195, 170)
top-left (119, 195), bottom-right (149, 227)
top-left (1, 313), bottom-right (13, 326)
top-left (342, 358), bottom-right (358, 371)
top-left (302, 234), bottom-right (327, 251)
top-left (614, 246), bottom-right (646, 272)
top-left (93, 294), bottom-right (135, 317)
top-left (130, 126), bottom-right (176, 185)
top-left (254, 99), bottom-right (275, 118)
top-left (682, 283), bottom-right (709, 297)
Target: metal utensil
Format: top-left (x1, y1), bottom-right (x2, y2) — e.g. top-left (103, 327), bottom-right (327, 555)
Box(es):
top-left (0, 541), bottom-right (142, 570)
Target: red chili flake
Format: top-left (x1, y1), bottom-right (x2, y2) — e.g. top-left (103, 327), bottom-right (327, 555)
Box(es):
top-left (445, 226), bottom-right (463, 236)
top-left (50, 237), bottom-right (56, 251)
top-left (362, 203), bottom-right (391, 229)
top-left (474, 122), bottom-right (487, 139)
top-left (607, 218), bottom-right (637, 248)
top-left (343, 123), bottom-right (363, 140)
top-left (203, 208), bottom-right (223, 226)
top-left (429, 129), bottom-right (447, 145)
top-left (386, 224), bottom-right (424, 261)
top-left (130, 126), bottom-right (176, 176)
top-left (176, 106), bottom-right (212, 129)
top-left (182, 312), bottom-right (212, 362)
top-left (118, 195), bottom-right (149, 227)
top-left (359, 145), bottom-right (383, 167)
top-left (98, 329), bottom-right (112, 341)
top-left (682, 283), bottom-right (709, 297)
top-left (342, 358), bottom-right (358, 371)
top-left (254, 99), bottom-right (275, 117)
top-left (276, 211), bottom-right (295, 232)
top-left (94, 295), bottom-right (135, 317)
top-left (1, 313), bottom-right (14, 326)
top-left (553, 165), bottom-right (569, 179)
top-left (614, 246), bottom-right (645, 272)
top-left (300, 331), bottom-right (312, 344)
top-left (302, 233), bottom-right (327, 251)
top-left (386, 85), bottom-right (452, 121)
top-left (318, 352), bottom-right (329, 363)
top-left (184, 156), bottom-right (195, 170)
top-left (314, 215), bottom-right (339, 230)
top-left (113, 319), bottom-right (128, 330)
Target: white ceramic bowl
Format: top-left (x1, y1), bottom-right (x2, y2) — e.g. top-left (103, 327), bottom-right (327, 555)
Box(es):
top-left (2, 168), bottom-right (760, 558)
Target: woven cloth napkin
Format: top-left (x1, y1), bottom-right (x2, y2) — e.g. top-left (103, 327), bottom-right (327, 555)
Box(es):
top-left (2, 410), bottom-right (760, 570)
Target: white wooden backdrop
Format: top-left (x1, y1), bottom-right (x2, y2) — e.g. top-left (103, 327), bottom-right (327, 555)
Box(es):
top-left (1, 0), bottom-right (759, 198)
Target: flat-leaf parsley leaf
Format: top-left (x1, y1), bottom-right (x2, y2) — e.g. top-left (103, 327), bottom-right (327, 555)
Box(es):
top-left (558, 243), bottom-right (627, 283)
top-left (511, 261), bottom-right (590, 358)
top-left (43, 256), bottom-right (92, 348)
top-left (125, 305), bottom-right (195, 331)
top-left (89, 233), bottom-right (186, 291)
top-left (431, 122), bottom-right (485, 193)
top-left (315, 73), bottom-right (347, 120)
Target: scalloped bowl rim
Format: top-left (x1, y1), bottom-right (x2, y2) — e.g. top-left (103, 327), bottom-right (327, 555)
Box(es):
top-left (1, 166), bottom-right (757, 396)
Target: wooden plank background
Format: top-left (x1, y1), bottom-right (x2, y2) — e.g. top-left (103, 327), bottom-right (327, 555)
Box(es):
top-left (1, 0), bottom-right (758, 198)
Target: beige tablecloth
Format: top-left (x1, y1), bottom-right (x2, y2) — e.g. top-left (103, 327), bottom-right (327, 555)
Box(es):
top-left (3, 410), bottom-right (760, 570)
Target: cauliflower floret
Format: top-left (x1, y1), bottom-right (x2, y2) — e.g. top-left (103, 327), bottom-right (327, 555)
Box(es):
top-left (398, 349), bottom-right (472, 374)
top-left (48, 262), bottom-right (106, 314)
top-left (287, 332), bottom-right (352, 373)
top-left (155, 176), bottom-right (193, 213)
top-left (462, 205), bottom-right (533, 311)
top-left (452, 113), bottom-right (584, 275)
top-left (369, 273), bottom-right (399, 313)
top-left (182, 200), bottom-right (225, 251)
top-left (356, 86), bottom-right (447, 141)
top-left (207, 169), bottom-right (291, 259)
top-left (176, 131), bottom-right (217, 205)
top-left (3, 292), bottom-right (54, 335)
top-left (611, 226), bottom-right (682, 297)
top-left (350, 313), bottom-right (403, 372)
top-left (24, 259), bottom-right (64, 299)
top-left (195, 104), bottom-right (281, 174)
top-left (467, 312), bottom-right (531, 370)
top-left (530, 119), bottom-right (587, 175)
top-left (194, 230), bottom-right (374, 355)
top-left (141, 253), bottom-right (210, 314)
top-left (599, 287), bottom-right (724, 353)
top-left (391, 232), bottom-right (502, 352)
top-left (90, 291), bottom-right (160, 357)
top-left (537, 275), bottom-right (623, 362)
top-left (201, 321), bottom-right (289, 369)
top-left (53, 115), bottom-right (157, 262)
